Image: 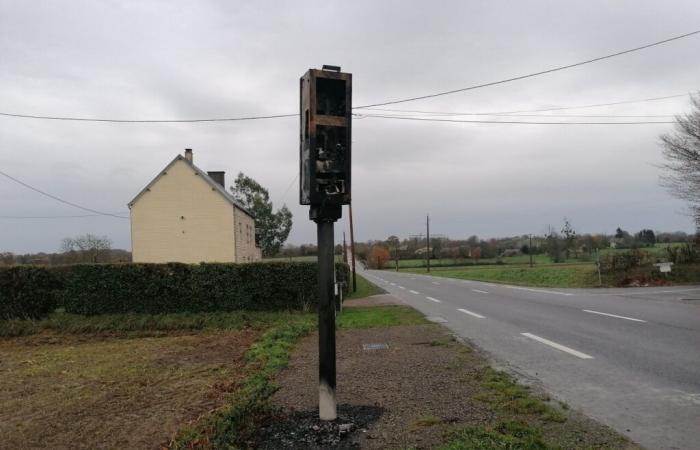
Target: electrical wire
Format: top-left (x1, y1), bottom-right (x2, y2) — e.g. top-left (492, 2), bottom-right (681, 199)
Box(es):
top-left (1, 31), bottom-right (698, 122)
top-left (354, 30), bottom-right (700, 108)
top-left (0, 169), bottom-right (129, 219)
top-left (355, 113), bottom-right (675, 125)
top-left (0, 214), bottom-right (107, 219)
top-left (0, 111), bottom-right (297, 123)
top-left (361, 93), bottom-right (693, 116)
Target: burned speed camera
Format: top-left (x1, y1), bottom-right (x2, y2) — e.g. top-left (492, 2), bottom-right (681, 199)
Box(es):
top-left (300, 67), bottom-right (352, 216)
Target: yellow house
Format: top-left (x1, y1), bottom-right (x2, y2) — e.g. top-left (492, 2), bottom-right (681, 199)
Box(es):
top-left (129, 149), bottom-right (261, 263)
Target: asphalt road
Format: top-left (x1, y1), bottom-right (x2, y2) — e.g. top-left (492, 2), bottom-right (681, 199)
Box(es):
top-left (361, 267), bottom-right (700, 450)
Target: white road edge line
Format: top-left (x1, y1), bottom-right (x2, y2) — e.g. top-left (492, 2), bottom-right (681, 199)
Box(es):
top-left (505, 286), bottom-right (573, 296)
top-left (583, 309), bottom-right (646, 323)
top-left (398, 286), bottom-right (406, 290)
top-left (390, 282), bottom-right (396, 286)
top-left (472, 289), bottom-right (489, 294)
top-left (521, 333), bottom-right (593, 359)
top-left (432, 281), bottom-right (441, 285)
top-left (409, 290), bottom-right (420, 295)
top-left (426, 296), bottom-right (442, 303)
top-left (457, 308), bottom-right (485, 319)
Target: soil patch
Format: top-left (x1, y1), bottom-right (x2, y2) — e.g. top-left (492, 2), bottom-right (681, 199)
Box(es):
top-left (0, 330), bottom-right (259, 450)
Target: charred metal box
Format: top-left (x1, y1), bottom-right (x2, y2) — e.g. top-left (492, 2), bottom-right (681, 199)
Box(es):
top-left (300, 68), bottom-right (352, 208)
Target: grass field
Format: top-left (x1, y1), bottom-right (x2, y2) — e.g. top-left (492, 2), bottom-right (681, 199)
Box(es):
top-left (407, 263), bottom-right (599, 288)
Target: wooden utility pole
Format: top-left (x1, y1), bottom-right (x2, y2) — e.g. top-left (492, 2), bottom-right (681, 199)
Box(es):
top-left (529, 234), bottom-right (533, 268)
top-left (343, 231), bottom-right (348, 265)
top-left (348, 203), bottom-right (357, 292)
top-left (426, 215), bottom-right (431, 273)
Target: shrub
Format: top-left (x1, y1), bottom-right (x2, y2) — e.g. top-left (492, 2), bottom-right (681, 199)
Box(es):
top-left (58, 262), bottom-right (349, 315)
top-left (0, 266), bottom-right (59, 319)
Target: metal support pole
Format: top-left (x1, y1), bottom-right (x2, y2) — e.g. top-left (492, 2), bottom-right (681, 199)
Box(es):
top-left (529, 234), bottom-right (533, 268)
top-left (317, 220), bottom-right (337, 420)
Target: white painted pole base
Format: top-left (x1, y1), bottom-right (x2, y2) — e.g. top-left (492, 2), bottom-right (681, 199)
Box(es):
top-left (319, 381), bottom-right (337, 420)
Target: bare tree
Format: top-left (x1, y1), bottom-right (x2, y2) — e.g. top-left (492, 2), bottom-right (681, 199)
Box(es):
top-left (659, 93), bottom-right (700, 229)
top-left (61, 234), bottom-right (112, 263)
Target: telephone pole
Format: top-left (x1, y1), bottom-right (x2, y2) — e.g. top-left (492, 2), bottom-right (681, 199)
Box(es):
top-left (348, 204), bottom-right (357, 292)
top-left (529, 234), bottom-right (533, 268)
top-left (426, 215), bottom-right (431, 273)
top-left (343, 231), bottom-right (348, 265)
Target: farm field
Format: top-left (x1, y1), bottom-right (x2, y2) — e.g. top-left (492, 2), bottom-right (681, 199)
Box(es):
top-left (0, 330), bottom-right (258, 449)
top-left (406, 263), bottom-right (599, 288)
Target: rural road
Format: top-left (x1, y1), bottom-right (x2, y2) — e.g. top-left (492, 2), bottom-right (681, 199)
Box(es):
top-left (360, 267), bottom-right (700, 450)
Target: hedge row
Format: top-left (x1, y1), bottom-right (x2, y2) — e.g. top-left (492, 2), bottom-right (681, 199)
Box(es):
top-left (0, 262), bottom-right (350, 318)
top-left (0, 267), bottom-right (60, 319)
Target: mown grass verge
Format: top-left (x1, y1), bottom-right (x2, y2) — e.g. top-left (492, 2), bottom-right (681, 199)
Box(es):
top-left (344, 273), bottom-right (385, 300)
top-left (337, 305), bottom-right (427, 329)
top-left (439, 361), bottom-right (634, 450)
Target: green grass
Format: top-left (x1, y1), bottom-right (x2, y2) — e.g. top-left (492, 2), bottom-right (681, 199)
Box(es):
top-left (440, 367), bottom-right (573, 449)
top-left (337, 306), bottom-right (428, 329)
top-left (407, 264), bottom-right (598, 288)
top-left (440, 421), bottom-right (548, 450)
top-left (0, 310), bottom-right (303, 338)
top-left (171, 314), bottom-right (316, 449)
top-left (345, 273), bottom-right (385, 300)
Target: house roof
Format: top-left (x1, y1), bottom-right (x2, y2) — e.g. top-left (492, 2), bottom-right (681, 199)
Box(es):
top-left (128, 154), bottom-right (254, 218)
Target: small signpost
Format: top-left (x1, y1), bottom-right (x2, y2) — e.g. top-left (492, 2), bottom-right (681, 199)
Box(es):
top-left (654, 262), bottom-right (674, 274)
top-left (300, 65), bottom-right (352, 421)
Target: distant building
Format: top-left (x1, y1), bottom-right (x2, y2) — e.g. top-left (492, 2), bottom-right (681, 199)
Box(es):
top-left (129, 149), bottom-right (261, 263)
top-left (501, 248), bottom-right (522, 257)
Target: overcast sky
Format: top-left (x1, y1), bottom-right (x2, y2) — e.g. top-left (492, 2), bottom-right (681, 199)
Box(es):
top-left (1, 0), bottom-right (699, 253)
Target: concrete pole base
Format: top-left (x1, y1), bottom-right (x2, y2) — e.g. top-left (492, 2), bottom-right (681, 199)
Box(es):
top-left (319, 381), bottom-right (337, 420)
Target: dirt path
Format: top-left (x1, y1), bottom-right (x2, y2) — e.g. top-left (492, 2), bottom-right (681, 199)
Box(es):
top-left (263, 322), bottom-right (636, 449)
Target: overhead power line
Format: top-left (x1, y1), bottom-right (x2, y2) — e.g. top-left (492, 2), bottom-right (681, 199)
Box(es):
top-left (0, 169), bottom-right (128, 219)
top-left (354, 30), bottom-right (700, 108)
top-left (356, 113), bottom-right (675, 125)
top-left (362, 93), bottom-right (693, 116)
top-left (0, 31), bottom-right (698, 123)
top-left (0, 214), bottom-right (107, 219)
top-left (0, 111), bottom-right (297, 123)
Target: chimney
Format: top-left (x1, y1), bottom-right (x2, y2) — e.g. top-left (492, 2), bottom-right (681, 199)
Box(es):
top-left (184, 148), bottom-right (193, 163)
top-left (207, 171), bottom-right (225, 188)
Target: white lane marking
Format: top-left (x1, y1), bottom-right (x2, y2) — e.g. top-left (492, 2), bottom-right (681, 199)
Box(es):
top-left (432, 281), bottom-right (441, 285)
top-left (390, 282), bottom-right (396, 286)
top-left (409, 290), bottom-right (420, 295)
top-left (583, 309), bottom-right (646, 323)
top-left (504, 285), bottom-right (573, 296)
top-left (398, 286), bottom-right (406, 290)
top-left (426, 296), bottom-right (442, 303)
top-left (457, 308), bottom-right (485, 319)
top-left (410, 277), bottom-right (417, 280)
top-left (622, 287), bottom-right (700, 295)
top-left (472, 289), bottom-right (489, 294)
top-left (520, 333), bottom-right (593, 359)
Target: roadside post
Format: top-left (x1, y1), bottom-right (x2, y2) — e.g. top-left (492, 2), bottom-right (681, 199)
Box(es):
top-left (300, 65), bottom-right (352, 421)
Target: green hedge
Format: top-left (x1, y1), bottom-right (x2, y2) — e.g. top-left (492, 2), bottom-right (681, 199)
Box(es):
top-left (0, 262), bottom-right (350, 318)
top-left (0, 266), bottom-right (59, 319)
